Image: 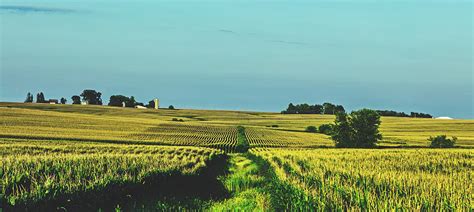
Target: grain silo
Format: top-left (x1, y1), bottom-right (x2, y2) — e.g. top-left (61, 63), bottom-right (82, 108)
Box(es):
top-left (154, 98), bottom-right (159, 109)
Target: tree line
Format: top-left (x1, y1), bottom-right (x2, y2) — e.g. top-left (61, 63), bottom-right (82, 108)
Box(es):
top-left (281, 102), bottom-right (432, 118)
top-left (281, 102), bottom-right (345, 114)
top-left (24, 89), bottom-right (175, 109)
top-left (376, 110), bottom-right (432, 118)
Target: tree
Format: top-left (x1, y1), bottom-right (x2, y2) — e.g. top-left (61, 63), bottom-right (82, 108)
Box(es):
top-left (429, 135), bottom-right (456, 148)
top-left (80, 90), bottom-right (102, 105)
top-left (332, 112), bottom-right (353, 147)
top-left (310, 104), bottom-right (323, 114)
top-left (285, 103), bottom-right (297, 114)
top-left (24, 92), bottom-right (33, 103)
top-left (323, 102), bottom-right (336, 114)
top-left (318, 124), bottom-right (333, 135)
top-left (334, 105), bottom-right (345, 114)
top-left (71, 95), bottom-right (81, 104)
top-left (60, 97), bottom-right (67, 104)
top-left (305, 126), bottom-right (318, 133)
top-left (108, 95), bottom-right (136, 107)
top-left (36, 92), bottom-right (46, 103)
top-left (350, 109), bottom-right (382, 148)
top-left (331, 109), bottom-right (382, 148)
top-left (168, 105), bottom-right (175, 110)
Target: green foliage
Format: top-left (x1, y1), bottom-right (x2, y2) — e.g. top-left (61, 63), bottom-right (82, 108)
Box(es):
top-left (108, 95), bottom-right (136, 107)
top-left (60, 97), bottom-right (67, 104)
top-left (332, 109), bottom-right (382, 148)
top-left (24, 92), bottom-right (33, 103)
top-left (318, 124), bottom-right (333, 135)
top-left (429, 135), bottom-right (457, 148)
top-left (235, 126), bottom-right (250, 153)
top-left (350, 109), bottom-right (382, 148)
top-left (80, 89), bottom-right (102, 105)
top-left (36, 92), bottom-right (46, 103)
top-left (171, 118), bottom-right (184, 122)
top-left (71, 95), bottom-right (81, 104)
top-left (305, 126), bottom-right (318, 133)
top-left (323, 102), bottom-right (345, 114)
top-left (332, 112), bottom-right (353, 147)
top-left (168, 105), bottom-right (175, 109)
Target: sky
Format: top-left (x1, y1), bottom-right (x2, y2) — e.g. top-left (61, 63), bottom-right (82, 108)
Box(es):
top-left (0, 0), bottom-right (472, 118)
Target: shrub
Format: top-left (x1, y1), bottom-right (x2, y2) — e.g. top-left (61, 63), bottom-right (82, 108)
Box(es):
top-left (429, 135), bottom-right (456, 148)
top-left (271, 125), bottom-right (279, 128)
top-left (169, 105), bottom-right (175, 110)
top-left (305, 126), bottom-right (318, 133)
top-left (171, 118), bottom-right (184, 122)
top-left (318, 124), bottom-right (333, 135)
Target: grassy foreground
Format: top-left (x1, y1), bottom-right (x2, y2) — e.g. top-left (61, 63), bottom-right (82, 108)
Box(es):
top-left (0, 103), bottom-right (473, 210)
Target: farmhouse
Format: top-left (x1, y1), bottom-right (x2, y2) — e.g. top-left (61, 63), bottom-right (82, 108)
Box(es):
top-left (48, 99), bottom-right (59, 104)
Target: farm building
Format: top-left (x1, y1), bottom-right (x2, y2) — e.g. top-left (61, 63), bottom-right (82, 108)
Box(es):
top-left (154, 98), bottom-right (159, 109)
top-left (48, 99), bottom-right (59, 104)
top-left (435, 117), bottom-right (453, 120)
top-left (135, 105), bottom-right (147, 109)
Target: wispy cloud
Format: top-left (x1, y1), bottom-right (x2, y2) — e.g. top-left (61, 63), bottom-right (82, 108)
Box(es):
top-left (218, 29), bottom-right (238, 34)
top-left (268, 39), bottom-right (309, 46)
top-left (0, 6), bottom-right (75, 13)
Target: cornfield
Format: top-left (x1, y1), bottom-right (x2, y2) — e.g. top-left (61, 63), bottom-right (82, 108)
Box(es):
top-left (0, 103), bottom-right (473, 210)
top-left (252, 148), bottom-right (474, 210)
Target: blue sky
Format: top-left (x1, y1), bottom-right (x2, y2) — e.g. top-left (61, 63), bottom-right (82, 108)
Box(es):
top-left (1, 0), bottom-right (472, 118)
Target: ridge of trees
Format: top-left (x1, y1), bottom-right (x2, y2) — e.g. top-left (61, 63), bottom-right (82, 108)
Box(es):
top-left (281, 102), bottom-right (345, 114)
top-left (376, 110), bottom-right (432, 118)
top-left (282, 102), bottom-right (432, 118)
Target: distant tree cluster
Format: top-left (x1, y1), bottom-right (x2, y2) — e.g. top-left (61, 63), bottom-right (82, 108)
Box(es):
top-left (71, 95), bottom-right (81, 104)
top-left (410, 112), bottom-right (433, 118)
top-left (282, 102), bottom-right (345, 115)
top-left (332, 109), bottom-right (382, 148)
top-left (24, 92), bottom-right (66, 104)
top-left (109, 95), bottom-right (139, 107)
top-left (376, 110), bottom-right (432, 118)
top-left (80, 90), bottom-right (103, 105)
top-left (36, 92), bottom-right (46, 103)
top-left (24, 92), bottom-right (33, 103)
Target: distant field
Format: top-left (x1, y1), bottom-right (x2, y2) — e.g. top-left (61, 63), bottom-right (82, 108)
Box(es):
top-left (1, 102), bottom-right (473, 148)
top-left (0, 102), bottom-right (473, 210)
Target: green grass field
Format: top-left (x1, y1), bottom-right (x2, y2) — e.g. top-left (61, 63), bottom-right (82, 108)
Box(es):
top-left (0, 102), bottom-right (473, 210)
